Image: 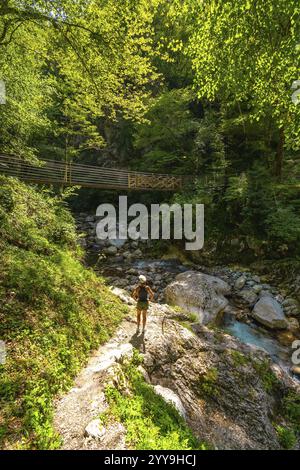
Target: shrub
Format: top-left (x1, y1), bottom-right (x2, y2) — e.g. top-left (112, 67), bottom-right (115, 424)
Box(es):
top-left (275, 425), bottom-right (297, 450)
top-left (103, 352), bottom-right (207, 450)
top-left (0, 177), bottom-right (127, 449)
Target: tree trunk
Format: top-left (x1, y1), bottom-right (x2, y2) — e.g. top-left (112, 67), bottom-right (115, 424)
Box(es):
top-left (274, 127), bottom-right (285, 181)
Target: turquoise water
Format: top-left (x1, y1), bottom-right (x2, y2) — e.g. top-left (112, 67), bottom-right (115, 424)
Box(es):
top-left (224, 320), bottom-right (289, 362)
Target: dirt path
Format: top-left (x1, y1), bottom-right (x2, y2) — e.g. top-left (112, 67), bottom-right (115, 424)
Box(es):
top-left (53, 294), bottom-right (157, 450)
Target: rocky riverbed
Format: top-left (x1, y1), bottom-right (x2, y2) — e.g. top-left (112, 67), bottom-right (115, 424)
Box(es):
top-left (75, 213), bottom-right (300, 380)
top-left (54, 287), bottom-right (300, 450)
top-left (51, 213), bottom-right (300, 450)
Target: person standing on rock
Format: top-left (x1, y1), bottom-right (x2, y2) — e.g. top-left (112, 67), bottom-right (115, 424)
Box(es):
top-left (132, 275), bottom-right (154, 333)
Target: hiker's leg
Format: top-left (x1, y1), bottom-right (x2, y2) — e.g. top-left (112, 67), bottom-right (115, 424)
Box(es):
top-left (142, 310), bottom-right (147, 330)
top-left (136, 309), bottom-right (141, 329)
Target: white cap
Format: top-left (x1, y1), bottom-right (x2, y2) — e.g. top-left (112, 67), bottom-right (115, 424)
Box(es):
top-left (139, 275), bottom-right (147, 283)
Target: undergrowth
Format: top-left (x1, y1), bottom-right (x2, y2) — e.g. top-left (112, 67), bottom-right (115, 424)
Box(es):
top-left (0, 176), bottom-right (127, 449)
top-left (102, 351), bottom-right (208, 450)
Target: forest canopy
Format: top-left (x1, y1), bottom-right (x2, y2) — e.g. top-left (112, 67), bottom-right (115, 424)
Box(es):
top-left (1, 0), bottom-right (300, 255)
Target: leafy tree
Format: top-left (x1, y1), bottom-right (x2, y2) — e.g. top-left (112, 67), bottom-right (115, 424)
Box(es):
top-left (187, 0), bottom-right (300, 179)
top-left (132, 88), bottom-right (198, 173)
top-left (0, 0), bottom-right (162, 158)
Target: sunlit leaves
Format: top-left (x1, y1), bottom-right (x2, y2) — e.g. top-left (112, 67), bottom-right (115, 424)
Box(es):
top-left (186, 0), bottom-right (300, 149)
top-left (0, 0), bottom-right (163, 157)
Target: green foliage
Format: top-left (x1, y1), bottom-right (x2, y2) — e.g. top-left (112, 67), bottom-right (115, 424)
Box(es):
top-left (0, 177), bottom-right (127, 449)
top-left (275, 425), bottom-right (297, 450)
top-left (266, 207), bottom-right (300, 244)
top-left (282, 391), bottom-right (300, 432)
top-left (132, 88), bottom-right (199, 173)
top-left (197, 367), bottom-right (219, 398)
top-left (252, 360), bottom-right (279, 393)
top-left (0, 176), bottom-right (77, 251)
top-left (132, 89), bottom-right (226, 176)
top-left (187, 0), bottom-right (300, 150)
top-left (103, 352), bottom-right (207, 450)
top-left (0, 0), bottom-right (162, 158)
top-left (230, 350), bottom-right (249, 368)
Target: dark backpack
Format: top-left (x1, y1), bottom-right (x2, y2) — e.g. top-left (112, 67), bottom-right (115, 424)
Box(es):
top-left (138, 286), bottom-right (148, 302)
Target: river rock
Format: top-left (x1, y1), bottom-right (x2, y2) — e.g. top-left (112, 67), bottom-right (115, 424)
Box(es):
top-left (164, 270), bottom-right (231, 324)
top-left (282, 298), bottom-right (300, 317)
top-left (234, 275), bottom-right (247, 290)
top-left (282, 297), bottom-right (299, 308)
top-left (277, 330), bottom-right (297, 346)
top-left (84, 419), bottom-right (105, 439)
top-left (237, 288), bottom-right (258, 306)
top-left (104, 245), bottom-right (118, 256)
top-left (287, 317), bottom-right (300, 334)
top-left (252, 284), bottom-right (263, 294)
top-left (251, 295), bottom-right (288, 330)
top-left (132, 249), bottom-right (143, 258)
top-left (122, 251), bottom-right (132, 260)
top-left (110, 287), bottom-right (135, 305)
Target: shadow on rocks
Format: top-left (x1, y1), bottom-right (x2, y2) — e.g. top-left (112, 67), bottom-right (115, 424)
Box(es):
top-left (130, 331), bottom-right (146, 353)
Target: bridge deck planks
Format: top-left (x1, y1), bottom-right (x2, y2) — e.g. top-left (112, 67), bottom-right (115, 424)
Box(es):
top-left (0, 155), bottom-right (185, 191)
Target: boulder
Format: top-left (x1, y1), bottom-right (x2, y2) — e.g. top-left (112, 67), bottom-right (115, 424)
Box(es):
top-left (153, 385), bottom-right (186, 418)
top-left (142, 314), bottom-right (292, 450)
top-left (132, 249), bottom-right (143, 258)
top-left (251, 295), bottom-right (288, 330)
top-left (282, 297), bottom-right (299, 308)
top-left (282, 298), bottom-right (300, 317)
top-left (111, 286), bottom-right (135, 305)
top-left (252, 284), bottom-right (263, 294)
top-left (164, 270), bottom-right (231, 324)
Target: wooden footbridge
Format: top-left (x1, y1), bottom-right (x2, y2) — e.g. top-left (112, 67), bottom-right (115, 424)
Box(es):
top-left (0, 154), bottom-right (187, 191)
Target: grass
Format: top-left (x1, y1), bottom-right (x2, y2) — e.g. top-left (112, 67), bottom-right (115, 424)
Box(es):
top-left (0, 176), bottom-right (128, 449)
top-left (102, 351), bottom-right (208, 450)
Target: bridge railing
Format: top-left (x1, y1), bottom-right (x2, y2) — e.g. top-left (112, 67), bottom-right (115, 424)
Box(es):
top-left (0, 154), bottom-right (187, 191)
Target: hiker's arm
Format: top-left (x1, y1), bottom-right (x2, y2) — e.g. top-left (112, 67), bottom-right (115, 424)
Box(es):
top-left (132, 287), bottom-right (139, 300)
top-left (147, 286), bottom-right (155, 301)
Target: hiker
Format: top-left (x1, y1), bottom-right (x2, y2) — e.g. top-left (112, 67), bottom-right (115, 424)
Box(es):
top-left (132, 275), bottom-right (154, 333)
